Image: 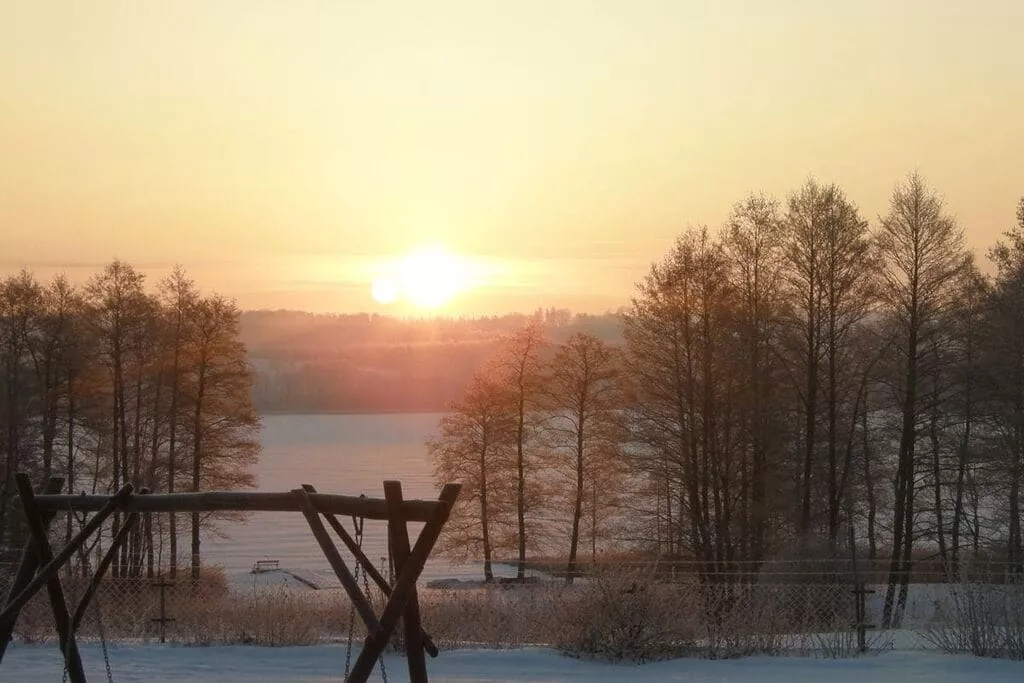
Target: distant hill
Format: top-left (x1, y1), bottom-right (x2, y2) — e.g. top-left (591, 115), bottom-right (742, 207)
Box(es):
top-left (240, 309), bottom-right (624, 414)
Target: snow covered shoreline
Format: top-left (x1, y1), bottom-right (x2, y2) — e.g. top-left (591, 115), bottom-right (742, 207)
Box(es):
top-left (5, 641), bottom-right (1024, 683)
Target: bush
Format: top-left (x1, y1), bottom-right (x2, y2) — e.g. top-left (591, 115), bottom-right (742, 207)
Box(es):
top-left (554, 567), bottom-right (696, 662)
top-left (179, 587), bottom-right (344, 646)
top-left (421, 582), bottom-right (567, 649)
top-left (920, 580), bottom-right (1024, 660)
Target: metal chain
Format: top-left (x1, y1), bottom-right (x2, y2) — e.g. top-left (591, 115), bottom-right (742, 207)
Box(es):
top-left (342, 514), bottom-right (387, 682)
top-left (63, 504), bottom-right (115, 683)
top-left (360, 520), bottom-right (387, 683)
top-left (60, 505), bottom-right (87, 683)
top-left (343, 515), bottom-right (361, 679)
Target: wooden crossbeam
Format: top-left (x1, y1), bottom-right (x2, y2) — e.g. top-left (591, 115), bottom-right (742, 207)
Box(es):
top-left (30, 491), bottom-right (443, 521)
top-left (0, 477), bottom-right (63, 664)
top-left (301, 484), bottom-right (439, 659)
top-left (346, 483), bottom-right (460, 683)
top-left (385, 481), bottom-right (428, 683)
top-left (14, 474), bottom-right (87, 683)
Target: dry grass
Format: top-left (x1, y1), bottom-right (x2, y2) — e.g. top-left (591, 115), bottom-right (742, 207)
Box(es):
top-left (919, 580), bottom-right (1024, 660)
top-left (3, 566), bottom-right (891, 660)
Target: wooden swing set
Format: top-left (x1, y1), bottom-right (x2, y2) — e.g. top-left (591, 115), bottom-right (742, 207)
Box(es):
top-left (0, 472), bottom-right (461, 683)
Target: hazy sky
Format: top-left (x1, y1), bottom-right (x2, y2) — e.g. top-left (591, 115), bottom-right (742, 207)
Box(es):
top-left (2, 1), bottom-right (1022, 315)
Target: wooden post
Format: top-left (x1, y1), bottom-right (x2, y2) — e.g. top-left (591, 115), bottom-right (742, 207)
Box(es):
top-left (849, 523), bottom-right (874, 653)
top-left (0, 477), bottom-right (63, 664)
top-left (302, 484), bottom-right (439, 658)
top-left (0, 482), bottom-right (133, 625)
top-left (293, 488), bottom-right (380, 631)
top-left (347, 483), bottom-right (460, 683)
top-left (14, 474), bottom-right (87, 683)
top-left (150, 578), bottom-right (175, 644)
top-left (384, 481), bottom-right (427, 683)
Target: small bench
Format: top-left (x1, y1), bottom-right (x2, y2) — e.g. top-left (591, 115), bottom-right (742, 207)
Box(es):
top-left (252, 559), bottom-right (280, 573)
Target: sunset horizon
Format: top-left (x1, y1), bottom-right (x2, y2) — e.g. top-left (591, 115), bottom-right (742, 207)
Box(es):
top-left (4, 1), bottom-right (1022, 317)
top-left (5, 3), bottom-right (1024, 677)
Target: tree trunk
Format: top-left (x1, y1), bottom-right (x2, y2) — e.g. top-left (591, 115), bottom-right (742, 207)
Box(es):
top-left (801, 287), bottom-right (818, 537)
top-left (479, 442), bottom-right (494, 583)
top-left (929, 409), bottom-right (947, 564)
top-left (190, 362), bottom-right (207, 582)
top-left (862, 403), bottom-right (877, 560)
top-left (566, 410), bottom-right (585, 585)
top-left (951, 393), bottom-right (972, 574)
top-left (168, 340), bottom-right (181, 579)
top-left (883, 322), bottom-right (918, 629)
top-left (827, 321), bottom-right (839, 548)
top-left (515, 392), bottom-right (526, 580)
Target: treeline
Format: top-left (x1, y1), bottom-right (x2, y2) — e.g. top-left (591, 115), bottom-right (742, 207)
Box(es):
top-left (431, 173), bottom-right (1024, 629)
top-left (244, 308), bottom-right (623, 413)
top-left (0, 261), bottom-right (258, 579)
top-left (430, 324), bottom-right (629, 585)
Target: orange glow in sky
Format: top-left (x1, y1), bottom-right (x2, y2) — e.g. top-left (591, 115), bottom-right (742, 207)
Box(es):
top-left (371, 245), bottom-right (473, 311)
top-left (2, 1), bottom-right (1023, 315)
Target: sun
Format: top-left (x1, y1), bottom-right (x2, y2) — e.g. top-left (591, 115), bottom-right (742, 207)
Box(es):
top-left (371, 245), bottom-right (469, 310)
top-left (370, 276), bottom-right (400, 305)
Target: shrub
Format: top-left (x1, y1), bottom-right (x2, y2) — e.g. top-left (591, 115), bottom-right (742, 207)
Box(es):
top-left (920, 580), bottom-right (1024, 660)
top-left (180, 587), bottom-right (342, 646)
top-left (554, 567), bottom-right (696, 662)
top-left (421, 582), bottom-right (567, 649)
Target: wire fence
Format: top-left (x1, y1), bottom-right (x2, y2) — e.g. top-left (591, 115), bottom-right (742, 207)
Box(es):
top-left (4, 557), bottom-right (1024, 659)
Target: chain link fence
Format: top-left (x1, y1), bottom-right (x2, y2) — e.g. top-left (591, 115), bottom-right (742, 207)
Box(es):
top-left (4, 559), bottom-right (1023, 660)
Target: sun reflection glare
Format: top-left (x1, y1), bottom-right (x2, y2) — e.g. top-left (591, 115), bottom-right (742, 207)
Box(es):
top-left (371, 244), bottom-right (472, 310)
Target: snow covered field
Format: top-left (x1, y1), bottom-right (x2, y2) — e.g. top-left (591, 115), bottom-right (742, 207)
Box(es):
top-left (5, 642), bottom-right (1024, 682)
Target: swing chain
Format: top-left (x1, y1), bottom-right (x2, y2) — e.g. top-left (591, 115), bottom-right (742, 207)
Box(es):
top-left (342, 512), bottom-right (387, 683)
top-left (61, 501), bottom-right (115, 683)
top-left (342, 514), bottom-right (361, 679)
top-left (363, 520), bottom-right (388, 683)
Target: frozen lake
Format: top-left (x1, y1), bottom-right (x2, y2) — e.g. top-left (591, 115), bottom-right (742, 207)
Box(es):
top-left (204, 413), bottom-right (481, 584)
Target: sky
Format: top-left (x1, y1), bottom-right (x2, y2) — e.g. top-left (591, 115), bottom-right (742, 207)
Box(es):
top-left (2, 0), bottom-right (1022, 316)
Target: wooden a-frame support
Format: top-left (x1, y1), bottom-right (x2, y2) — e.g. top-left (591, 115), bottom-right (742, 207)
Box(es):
top-left (0, 474), bottom-right (460, 683)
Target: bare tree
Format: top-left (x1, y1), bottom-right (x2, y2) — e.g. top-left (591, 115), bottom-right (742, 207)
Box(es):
top-left (489, 322), bottom-right (547, 579)
top-left (184, 294), bottom-right (259, 581)
top-left (158, 266), bottom-right (199, 578)
top-left (624, 227), bottom-right (736, 575)
top-left (877, 172), bottom-right (970, 627)
top-left (429, 371), bottom-right (516, 581)
top-left (0, 271), bottom-right (44, 552)
top-left (783, 180), bottom-right (876, 542)
top-left (544, 332), bottom-right (627, 582)
top-left (979, 198), bottom-right (1024, 571)
top-left (723, 194), bottom-right (787, 561)
top-left (784, 180), bottom-right (829, 536)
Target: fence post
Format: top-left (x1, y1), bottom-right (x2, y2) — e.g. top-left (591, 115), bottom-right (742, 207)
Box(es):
top-left (150, 577), bottom-right (175, 644)
top-left (848, 524), bottom-right (875, 653)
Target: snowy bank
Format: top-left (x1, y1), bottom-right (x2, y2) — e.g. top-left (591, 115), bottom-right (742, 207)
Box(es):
top-left (4, 642), bottom-right (1024, 683)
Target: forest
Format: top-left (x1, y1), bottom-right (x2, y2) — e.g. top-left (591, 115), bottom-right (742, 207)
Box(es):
top-left (5, 172), bottom-right (1024, 633)
top-left (242, 308), bottom-right (622, 413)
top-left (430, 174), bottom-right (1024, 629)
top-left (0, 262), bottom-right (258, 579)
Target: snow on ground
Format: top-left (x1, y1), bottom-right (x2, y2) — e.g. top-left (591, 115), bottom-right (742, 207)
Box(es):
top-left (232, 567), bottom-right (339, 592)
top-left (228, 562), bottom-right (551, 594)
top-left (5, 641), bottom-right (1023, 682)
